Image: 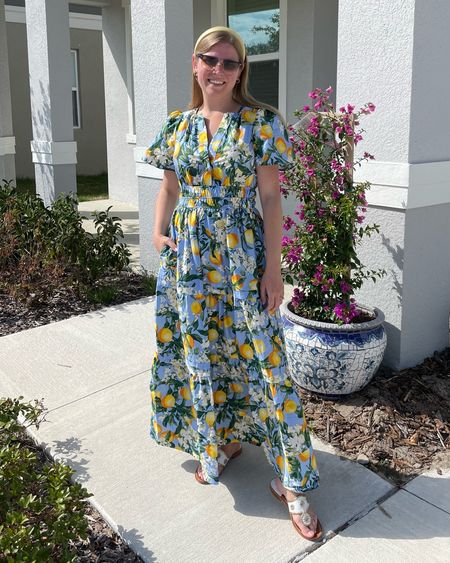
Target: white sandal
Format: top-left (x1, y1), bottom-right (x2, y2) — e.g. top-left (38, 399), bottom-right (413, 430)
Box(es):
top-left (195, 446), bottom-right (242, 485)
top-left (269, 479), bottom-right (323, 541)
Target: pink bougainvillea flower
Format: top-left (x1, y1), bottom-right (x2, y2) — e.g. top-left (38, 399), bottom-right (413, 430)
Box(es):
top-left (283, 216), bottom-right (295, 231)
top-left (279, 88), bottom-right (382, 324)
top-left (333, 301), bottom-right (359, 323)
top-left (340, 281), bottom-right (351, 293)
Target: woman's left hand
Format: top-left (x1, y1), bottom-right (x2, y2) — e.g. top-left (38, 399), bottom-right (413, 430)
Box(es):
top-left (260, 269), bottom-right (284, 312)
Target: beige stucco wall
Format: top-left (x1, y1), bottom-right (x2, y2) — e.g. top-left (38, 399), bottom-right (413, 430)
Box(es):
top-left (6, 21), bottom-right (107, 178)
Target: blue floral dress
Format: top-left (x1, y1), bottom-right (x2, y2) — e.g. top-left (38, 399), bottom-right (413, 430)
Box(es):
top-left (144, 106), bottom-right (319, 491)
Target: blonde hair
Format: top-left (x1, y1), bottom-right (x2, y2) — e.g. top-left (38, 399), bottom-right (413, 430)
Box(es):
top-left (190, 26), bottom-right (281, 118)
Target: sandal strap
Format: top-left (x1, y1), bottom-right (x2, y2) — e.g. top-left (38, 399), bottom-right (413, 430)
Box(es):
top-left (217, 449), bottom-right (230, 467)
top-left (287, 495), bottom-right (312, 526)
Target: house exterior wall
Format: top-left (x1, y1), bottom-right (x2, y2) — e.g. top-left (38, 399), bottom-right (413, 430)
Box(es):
top-left (102, 0), bottom-right (137, 205)
top-left (311, 0), bottom-right (338, 102)
top-left (401, 204), bottom-right (450, 366)
top-left (354, 206), bottom-right (405, 368)
top-left (6, 18), bottom-right (106, 178)
top-left (0, 0), bottom-right (15, 182)
top-left (6, 22), bottom-right (31, 177)
top-left (286, 0), bottom-right (314, 122)
top-left (338, 0), bottom-right (450, 368)
top-left (193, 0), bottom-right (211, 47)
top-left (133, 0), bottom-right (194, 274)
top-left (71, 27), bottom-right (107, 176)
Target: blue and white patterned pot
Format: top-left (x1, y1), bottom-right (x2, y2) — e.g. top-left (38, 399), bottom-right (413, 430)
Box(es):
top-left (281, 303), bottom-right (387, 396)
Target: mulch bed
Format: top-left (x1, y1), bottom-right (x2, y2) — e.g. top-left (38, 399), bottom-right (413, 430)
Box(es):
top-left (0, 271), bottom-right (153, 337)
top-left (73, 504), bottom-right (143, 562)
top-left (299, 348), bottom-right (450, 485)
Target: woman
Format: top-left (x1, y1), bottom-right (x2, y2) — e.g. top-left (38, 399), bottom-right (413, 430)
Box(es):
top-left (144, 26), bottom-right (322, 541)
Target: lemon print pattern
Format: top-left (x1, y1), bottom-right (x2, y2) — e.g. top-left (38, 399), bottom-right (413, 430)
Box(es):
top-left (143, 106), bottom-right (319, 492)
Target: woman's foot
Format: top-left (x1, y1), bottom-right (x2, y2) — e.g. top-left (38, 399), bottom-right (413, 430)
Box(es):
top-left (195, 443), bottom-right (242, 483)
top-left (272, 478), bottom-right (321, 540)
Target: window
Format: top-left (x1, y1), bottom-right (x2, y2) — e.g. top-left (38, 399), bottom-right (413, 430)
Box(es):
top-left (227, 0), bottom-right (280, 108)
top-left (71, 49), bottom-right (81, 128)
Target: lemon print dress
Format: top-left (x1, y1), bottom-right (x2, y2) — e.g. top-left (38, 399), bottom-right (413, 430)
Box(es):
top-left (144, 107), bottom-right (319, 492)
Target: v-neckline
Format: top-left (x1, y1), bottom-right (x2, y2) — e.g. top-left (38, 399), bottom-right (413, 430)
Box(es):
top-left (204, 112), bottom-right (227, 146)
top-left (195, 106), bottom-right (244, 150)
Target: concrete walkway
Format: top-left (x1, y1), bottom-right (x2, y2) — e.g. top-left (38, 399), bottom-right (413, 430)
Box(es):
top-left (0, 298), bottom-right (448, 562)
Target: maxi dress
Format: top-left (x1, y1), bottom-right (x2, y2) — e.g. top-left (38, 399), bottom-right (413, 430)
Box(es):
top-left (144, 106), bottom-right (319, 492)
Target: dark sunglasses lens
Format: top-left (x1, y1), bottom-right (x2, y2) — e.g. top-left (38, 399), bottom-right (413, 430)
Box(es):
top-left (201, 55), bottom-right (218, 67)
top-left (199, 54), bottom-right (240, 71)
top-left (223, 60), bottom-right (240, 71)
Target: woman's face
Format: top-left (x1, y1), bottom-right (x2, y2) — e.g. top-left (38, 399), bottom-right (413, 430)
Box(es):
top-left (192, 41), bottom-right (242, 102)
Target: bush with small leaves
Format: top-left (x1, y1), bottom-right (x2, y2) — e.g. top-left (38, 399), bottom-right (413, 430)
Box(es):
top-left (0, 397), bottom-right (92, 561)
top-left (0, 181), bottom-right (131, 303)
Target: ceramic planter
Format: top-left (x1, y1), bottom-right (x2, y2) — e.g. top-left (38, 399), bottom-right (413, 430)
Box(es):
top-left (281, 303), bottom-right (387, 395)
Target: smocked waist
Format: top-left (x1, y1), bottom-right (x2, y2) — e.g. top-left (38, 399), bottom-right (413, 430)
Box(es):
top-left (177, 195), bottom-right (256, 211)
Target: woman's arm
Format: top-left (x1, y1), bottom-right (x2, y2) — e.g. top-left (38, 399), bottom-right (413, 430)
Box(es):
top-left (152, 170), bottom-right (180, 252)
top-left (256, 164), bottom-right (284, 312)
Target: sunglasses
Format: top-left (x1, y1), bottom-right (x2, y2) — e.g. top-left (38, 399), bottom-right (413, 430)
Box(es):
top-left (196, 53), bottom-right (242, 72)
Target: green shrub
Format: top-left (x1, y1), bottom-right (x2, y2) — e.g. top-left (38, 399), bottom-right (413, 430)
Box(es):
top-left (0, 396), bottom-right (91, 561)
top-left (84, 283), bottom-right (119, 305)
top-left (138, 268), bottom-right (157, 296)
top-left (0, 180), bottom-right (131, 302)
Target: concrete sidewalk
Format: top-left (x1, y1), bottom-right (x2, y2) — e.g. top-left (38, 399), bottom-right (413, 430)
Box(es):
top-left (0, 297), bottom-right (448, 562)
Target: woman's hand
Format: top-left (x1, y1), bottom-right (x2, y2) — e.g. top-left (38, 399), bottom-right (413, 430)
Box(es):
top-left (153, 234), bottom-right (177, 253)
top-left (260, 268), bottom-right (284, 312)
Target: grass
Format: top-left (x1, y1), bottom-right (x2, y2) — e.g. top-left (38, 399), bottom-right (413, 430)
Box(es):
top-left (16, 173), bottom-right (108, 202)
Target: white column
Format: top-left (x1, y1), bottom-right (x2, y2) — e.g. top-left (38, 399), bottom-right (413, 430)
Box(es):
top-left (0, 0), bottom-right (16, 183)
top-left (337, 0), bottom-right (450, 369)
top-left (131, 0), bottom-right (194, 273)
top-left (25, 0), bottom-right (76, 206)
top-left (102, 0), bottom-right (138, 205)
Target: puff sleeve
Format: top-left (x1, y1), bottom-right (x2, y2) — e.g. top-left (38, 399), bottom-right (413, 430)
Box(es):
top-left (142, 110), bottom-right (183, 171)
top-left (253, 108), bottom-right (294, 169)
